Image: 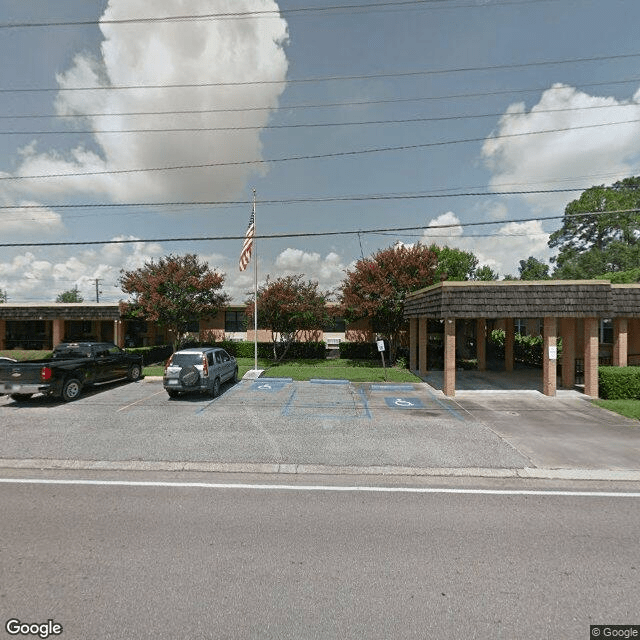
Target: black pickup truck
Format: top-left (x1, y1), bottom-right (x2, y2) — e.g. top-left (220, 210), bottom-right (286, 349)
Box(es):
top-left (0, 342), bottom-right (143, 402)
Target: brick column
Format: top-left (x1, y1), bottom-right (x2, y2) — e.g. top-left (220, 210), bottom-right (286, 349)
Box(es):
top-left (542, 316), bottom-right (557, 396)
top-left (409, 318), bottom-right (417, 371)
top-left (419, 317), bottom-right (428, 375)
top-left (504, 318), bottom-right (514, 372)
top-left (114, 319), bottom-right (124, 348)
top-left (560, 317), bottom-right (576, 389)
top-left (52, 318), bottom-right (64, 346)
top-left (584, 317), bottom-right (599, 398)
top-left (476, 318), bottom-right (486, 371)
top-left (444, 318), bottom-right (456, 397)
top-left (0, 319), bottom-right (5, 350)
top-left (613, 318), bottom-right (628, 367)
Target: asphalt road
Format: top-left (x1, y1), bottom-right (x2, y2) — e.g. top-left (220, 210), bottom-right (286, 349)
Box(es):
top-left (1, 471), bottom-right (638, 640)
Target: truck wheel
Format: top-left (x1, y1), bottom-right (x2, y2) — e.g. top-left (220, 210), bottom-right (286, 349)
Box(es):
top-left (61, 378), bottom-right (82, 402)
top-left (128, 364), bottom-right (142, 381)
top-left (10, 393), bottom-right (33, 402)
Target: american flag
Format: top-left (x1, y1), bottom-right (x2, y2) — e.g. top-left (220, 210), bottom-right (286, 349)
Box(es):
top-left (239, 209), bottom-right (255, 271)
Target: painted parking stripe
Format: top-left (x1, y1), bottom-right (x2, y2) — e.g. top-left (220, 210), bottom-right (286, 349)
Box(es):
top-left (309, 379), bottom-right (349, 385)
top-left (1, 478), bottom-right (639, 498)
top-left (371, 384), bottom-right (415, 392)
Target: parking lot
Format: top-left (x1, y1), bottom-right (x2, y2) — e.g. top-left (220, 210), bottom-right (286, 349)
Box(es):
top-left (1, 377), bottom-right (638, 473)
top-left (0, 377), bottom-right (529, 470)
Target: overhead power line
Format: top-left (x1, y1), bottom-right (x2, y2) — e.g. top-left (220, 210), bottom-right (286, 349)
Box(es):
top-left (2, 52), bottom-right (640, 93)
top-left (3, 76), bottom-right (640, 121)
top-left (0, 1), bottom-right (576, 29)
top-left (3, 103), bottom-right (640, 136)
top-left (2, 118), bottom-right (640, 182)
top-left (1, 209), bottom-right (637, 248)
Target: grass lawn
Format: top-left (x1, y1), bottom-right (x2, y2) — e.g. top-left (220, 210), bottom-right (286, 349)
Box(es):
top-left (144, 357), bottom-right (420, 383)
top-left (593, 399), bottom-right (640, 421)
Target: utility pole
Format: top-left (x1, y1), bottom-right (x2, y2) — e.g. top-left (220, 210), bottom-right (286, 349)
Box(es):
top-left (95, 278), bottom-right (103, 303)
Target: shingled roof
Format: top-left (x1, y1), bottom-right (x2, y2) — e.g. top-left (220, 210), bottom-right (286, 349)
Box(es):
top-left (0, 303), bottom-right (121, 321)
top-left (404, 281), bottom-right (640, 319)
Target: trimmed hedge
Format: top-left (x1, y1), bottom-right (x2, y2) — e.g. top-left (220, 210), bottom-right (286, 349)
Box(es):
top-left (125, 345), bottom-right (173, 365)
top-left (183, 340), bottom-right (326, 361)
top-left (339, 341), bottom-right (382, 360)
top-left (598, 366), bottom-right (640, 400)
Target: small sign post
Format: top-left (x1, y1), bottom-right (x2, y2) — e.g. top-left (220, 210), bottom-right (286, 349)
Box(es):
top-left (377, 339), bottom-right (387, 381)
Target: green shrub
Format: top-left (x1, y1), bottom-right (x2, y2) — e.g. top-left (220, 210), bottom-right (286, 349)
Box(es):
top-left (339, 341), bottom-right (381, 360)
top-left (124, 345), bottom-right (173, 365)
top-left (598, 366), bottom-right (640, 400)
top-left (198, 340), bottom-right (326, 361)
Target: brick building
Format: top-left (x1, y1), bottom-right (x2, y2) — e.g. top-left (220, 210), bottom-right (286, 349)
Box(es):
top-left (404, 280), bottom-right (640, 398)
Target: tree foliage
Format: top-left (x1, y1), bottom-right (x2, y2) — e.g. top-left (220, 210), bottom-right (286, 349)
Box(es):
top-left (340, 243), bottom-right (437, 360)
top-left (246, 274), bottom-right (330, 361)
top-left (474, 265), bottom-right (499, 281)
top-left (56, 287), bottom-right (84, 303)
top-left (119, 254), bottom-right (229, 351)
top-left (518, 256), bottom-right (550, 280)
top-left (549, 176), bottom-right (640, 278)
top-left (429, 244), bottom-right (478, 281)
top-left (0, 288), bottom-right (7, 303)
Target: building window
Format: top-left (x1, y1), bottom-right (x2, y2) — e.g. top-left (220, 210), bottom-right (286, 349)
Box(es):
top-left (600, 319), bottom-right (613, 344)
top-left (323, 317), bottom-right (346, 333)
top-left (514, 319), bottom-right (527, 336)
top-left (185, 318), bottom-right (200, 333)
top-left (225, 311), bottom-right (246, 332)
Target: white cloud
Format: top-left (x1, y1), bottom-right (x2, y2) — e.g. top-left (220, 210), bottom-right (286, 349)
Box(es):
top-left (10, 0), bottom-right (289, 203)
top-left (0, 200), bottom-right (64, 237)
top-left (421, 211), bottom-right (551, 276)
top-left (275, 248), bottom-right (350, 290)
top-left (482, 83), bottom-right (640, 211)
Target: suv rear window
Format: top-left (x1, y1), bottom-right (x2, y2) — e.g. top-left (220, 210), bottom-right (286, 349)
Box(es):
top-left (171, 353), bottom-right (204, 367)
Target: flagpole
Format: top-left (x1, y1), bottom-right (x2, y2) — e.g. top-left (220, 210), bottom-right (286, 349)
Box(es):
top-left (252, 188), bottom-right (258, 372)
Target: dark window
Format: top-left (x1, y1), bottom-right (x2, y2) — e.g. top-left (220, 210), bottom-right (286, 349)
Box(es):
top-left (324, 317), bottom-right (346, 332)
top-left (225, 311), bottom-right (246, 332)
top-left (600, 319), bottom-right (613, 344)
top-left (185, 318), bottom-right (200, 333)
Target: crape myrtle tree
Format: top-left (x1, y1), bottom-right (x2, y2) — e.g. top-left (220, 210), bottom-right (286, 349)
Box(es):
top-left (549, 177), bottom-right (640, 278)
top-left (119, 254), bottom-right (229, 352)
top-left (245, 274), bottom-right (331, 361)
top-left (340, 243), bottom-right (437, 362)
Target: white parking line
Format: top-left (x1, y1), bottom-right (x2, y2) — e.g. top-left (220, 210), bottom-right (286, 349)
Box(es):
top-left (116, 390), bottom-right (165, 412)
top-left (0, 478), bottom-right (639, 497)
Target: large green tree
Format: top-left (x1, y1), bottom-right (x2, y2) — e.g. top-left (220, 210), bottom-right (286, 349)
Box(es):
top-left (246, 274), bottom-right (331, 361)
top-left (549, 177), bottom-right (640, 278)
top-left (518, 256), bottom-right (550, 280)
top-left (429, 244), bottom-right (478, 281)
top-left (340, 243), bottom-right (437, 361)
top-left (0, 288), bottom-right (7, 303)
top-left (56, 287), bottom-right (84, 303)
top-left (119, 254), bottom-right (229, 351)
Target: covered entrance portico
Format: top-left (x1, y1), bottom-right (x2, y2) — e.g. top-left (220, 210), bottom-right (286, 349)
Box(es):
top-left (404, 281), bottom-right (640, 398)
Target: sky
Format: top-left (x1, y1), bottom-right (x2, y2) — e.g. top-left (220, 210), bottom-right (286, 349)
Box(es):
top-left (1, 0), bottom-right (640, 303)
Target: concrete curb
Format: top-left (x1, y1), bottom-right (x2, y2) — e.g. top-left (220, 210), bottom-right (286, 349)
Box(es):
top-left (1, 458), bottom-right (640, 481)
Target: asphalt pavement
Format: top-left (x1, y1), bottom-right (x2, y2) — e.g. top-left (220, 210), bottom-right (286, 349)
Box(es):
top-left (1, 375), bottom-right (638, 480)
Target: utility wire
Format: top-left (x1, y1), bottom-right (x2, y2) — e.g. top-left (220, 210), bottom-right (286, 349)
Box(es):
top-left (3, 77), bottom-right (640, 121)
top-left (0, 1), bottom-right (581, 29)
top-left (2, 118), bottom-right (640, 182)
top-left (3, 103), bottom-right (640, 136)
top-left (1, 209), bottom-right (637, 248)
top-left (3, 52), bottom-right (640, 93)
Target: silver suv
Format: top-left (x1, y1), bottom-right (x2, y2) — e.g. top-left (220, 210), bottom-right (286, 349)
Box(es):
top-left (163, 347), bottom-right (238, 399)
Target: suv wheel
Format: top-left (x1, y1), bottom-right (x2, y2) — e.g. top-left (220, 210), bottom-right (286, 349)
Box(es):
top-left (211, 377), bottom-right (221, 398)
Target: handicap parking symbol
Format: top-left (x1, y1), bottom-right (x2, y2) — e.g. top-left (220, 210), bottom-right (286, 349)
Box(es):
top-left (384, 397), bottom-right (424, 409)
top-left (251, 380), bottom-right (288, 392)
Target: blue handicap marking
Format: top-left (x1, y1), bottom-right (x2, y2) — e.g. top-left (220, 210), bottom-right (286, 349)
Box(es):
top-left (384, 397), bottom-right (424, 409)
top-left (251, 378), bottom-right (291, 392)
